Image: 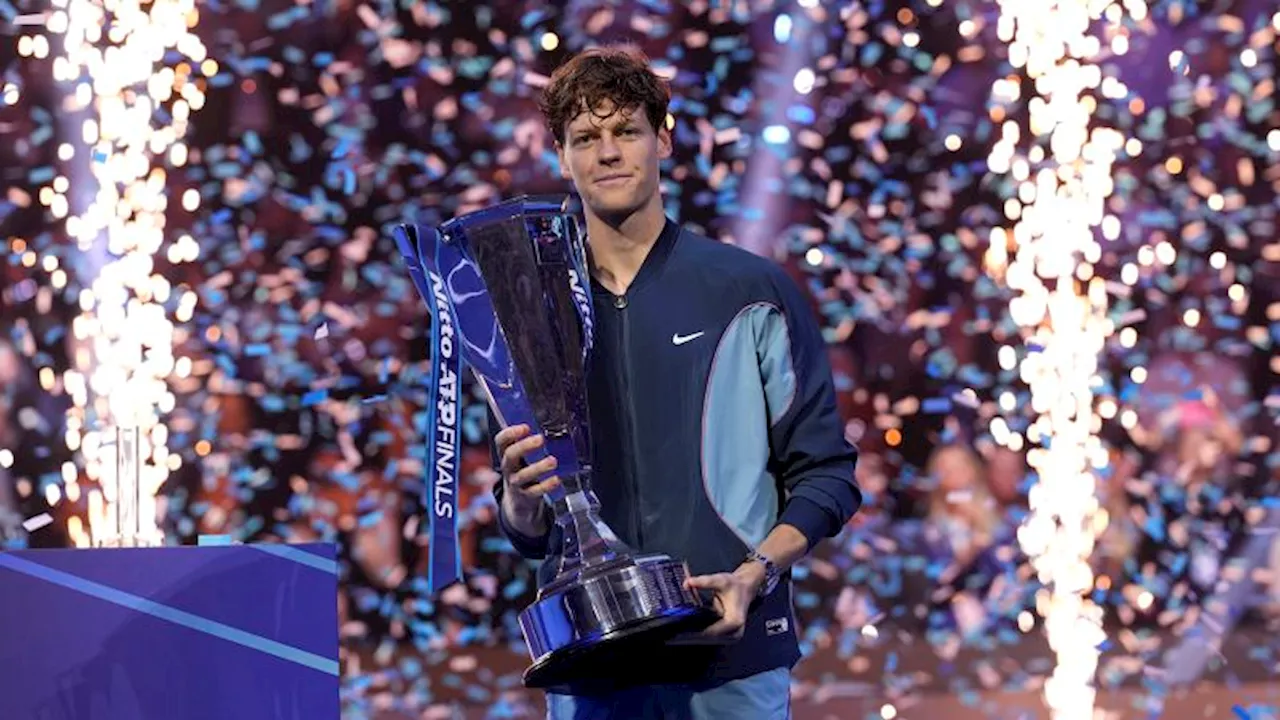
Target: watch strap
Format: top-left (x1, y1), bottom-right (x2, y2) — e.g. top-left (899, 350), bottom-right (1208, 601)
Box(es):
top-left (744, 549), bottom-right (779, 597)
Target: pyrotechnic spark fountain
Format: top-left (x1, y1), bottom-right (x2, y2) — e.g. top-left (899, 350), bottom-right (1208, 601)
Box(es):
top-left (48, 0), bottom-right (210, 547)
top-left (986, 1), bottom-right (1134, 717)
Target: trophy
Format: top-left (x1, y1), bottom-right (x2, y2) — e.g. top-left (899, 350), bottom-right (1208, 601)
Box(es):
top-left (395, 196), bottom-right (715, 690)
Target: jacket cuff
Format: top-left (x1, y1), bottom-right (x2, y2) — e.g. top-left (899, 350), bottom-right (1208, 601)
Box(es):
top-left (777, 496), bottom-right (840, 550)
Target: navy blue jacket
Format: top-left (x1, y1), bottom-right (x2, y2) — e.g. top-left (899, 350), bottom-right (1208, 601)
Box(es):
top-left (493, 219), bottom-right (860, 688)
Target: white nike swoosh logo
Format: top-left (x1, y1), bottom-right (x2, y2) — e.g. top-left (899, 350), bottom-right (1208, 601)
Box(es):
top-left (672, 331), bottom-right (705, 346)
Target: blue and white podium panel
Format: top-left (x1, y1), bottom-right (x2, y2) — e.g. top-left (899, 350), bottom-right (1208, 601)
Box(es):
top-left (0, 543), bottom-right (341, 720)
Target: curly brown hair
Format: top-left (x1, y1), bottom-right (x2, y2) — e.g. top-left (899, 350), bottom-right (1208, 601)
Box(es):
top-left (538, 44), bottom-right (671, 146)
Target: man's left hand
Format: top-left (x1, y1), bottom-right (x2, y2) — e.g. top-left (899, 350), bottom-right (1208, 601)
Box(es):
top-left (683, 564), bottom-right (765, 640)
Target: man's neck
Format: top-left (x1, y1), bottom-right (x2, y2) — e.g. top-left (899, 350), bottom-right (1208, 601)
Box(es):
top-left (585, 195), bottom-right (667, 296)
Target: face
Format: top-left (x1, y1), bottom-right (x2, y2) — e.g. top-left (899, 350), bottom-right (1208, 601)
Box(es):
top-left (1176, 427), bottom-right (1219, 471)
top-left (855, 454), bottom-right (887, 496)
top-left (933, 447), bottom-right (980, 493)
top-left (985, 447), bottom-right (1024, 503)
top-left (556, 100), bottom-right (671, 221)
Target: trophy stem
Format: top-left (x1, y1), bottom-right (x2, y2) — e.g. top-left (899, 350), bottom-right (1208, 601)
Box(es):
top-left (540, 472), bottom-right (634, 596)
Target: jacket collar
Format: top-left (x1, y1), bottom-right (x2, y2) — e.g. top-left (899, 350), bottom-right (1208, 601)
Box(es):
top-left (588, 217), bottom-right (680, 296)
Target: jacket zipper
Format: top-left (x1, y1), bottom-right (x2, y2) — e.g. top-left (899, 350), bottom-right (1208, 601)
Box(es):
top-left (613, 292), bottom-right (644, 550)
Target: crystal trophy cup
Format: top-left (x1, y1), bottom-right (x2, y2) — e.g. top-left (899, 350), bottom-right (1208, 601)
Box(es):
top-left (395, 196), bottom-right (715, 690)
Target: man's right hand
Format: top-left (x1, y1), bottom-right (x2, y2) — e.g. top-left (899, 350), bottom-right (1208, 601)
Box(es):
top-left (495, 424), bottom-right (561, 536)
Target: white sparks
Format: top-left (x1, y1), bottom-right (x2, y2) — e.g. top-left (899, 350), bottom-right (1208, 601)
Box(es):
top-left (990, 1), bottom-right (1124, 717)
top-left (54, 0), bottom-right (208, 547)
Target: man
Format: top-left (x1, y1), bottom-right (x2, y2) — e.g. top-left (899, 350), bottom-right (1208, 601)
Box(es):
top-left (491, 45), bottom-right (861, 719)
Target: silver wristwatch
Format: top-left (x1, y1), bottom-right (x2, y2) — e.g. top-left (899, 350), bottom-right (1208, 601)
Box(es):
top-left (744, 549), bottom-right (780, 598)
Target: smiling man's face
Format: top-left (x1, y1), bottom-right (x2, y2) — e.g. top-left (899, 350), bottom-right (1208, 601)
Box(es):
top-left (557, 100), bottom-right (671, 222)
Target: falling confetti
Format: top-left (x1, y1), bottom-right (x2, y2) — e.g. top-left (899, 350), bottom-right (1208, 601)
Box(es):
top-left (21, 512), bottom-right (51, 532)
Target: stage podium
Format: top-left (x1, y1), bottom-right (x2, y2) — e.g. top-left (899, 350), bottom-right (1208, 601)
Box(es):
top-left (0, 543), bottom-right (341, 720)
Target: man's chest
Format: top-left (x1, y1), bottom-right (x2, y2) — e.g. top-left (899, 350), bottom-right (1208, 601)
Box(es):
top-left (586, 293), bottom-right (730, 394)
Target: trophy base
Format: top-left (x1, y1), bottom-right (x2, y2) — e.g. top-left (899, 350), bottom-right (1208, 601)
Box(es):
top-left (518, 554), bottom-right (718, 692)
